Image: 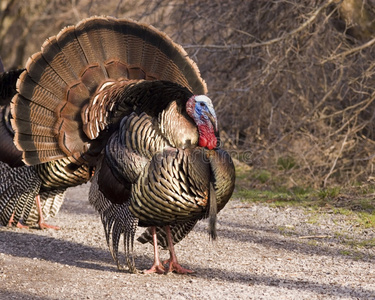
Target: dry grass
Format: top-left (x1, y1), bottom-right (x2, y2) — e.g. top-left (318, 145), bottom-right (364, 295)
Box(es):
top-left (145, 0), bottom-right (375, 188)
top-left (2, 0), bottom-right (375, 188)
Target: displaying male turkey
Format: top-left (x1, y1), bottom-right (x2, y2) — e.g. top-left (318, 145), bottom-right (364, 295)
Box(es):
top-left (9, 16), bottom-right (235, 274)
top-left (0, 63), bottom-right (89, 229)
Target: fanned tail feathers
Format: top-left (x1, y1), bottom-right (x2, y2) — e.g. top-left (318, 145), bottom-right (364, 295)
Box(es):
top-left (11, 16), bottom-right (207, 166)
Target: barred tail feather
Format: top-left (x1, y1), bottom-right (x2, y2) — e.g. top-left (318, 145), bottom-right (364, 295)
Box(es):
top-left (89, 160), bottom-right (138, 272)
top-left (23, 189), bottom-right (66, 226)
top-left (137, 219), bottom-right (199, 249)
top-left (0, 161), bottom-right (42, 226)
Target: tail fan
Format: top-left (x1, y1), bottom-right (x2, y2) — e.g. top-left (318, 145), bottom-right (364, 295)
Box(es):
top-left (11, 16), bottom-right (207, 166)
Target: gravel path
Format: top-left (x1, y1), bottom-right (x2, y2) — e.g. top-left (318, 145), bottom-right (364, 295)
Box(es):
top-left (1, 183), bottom-right (374, 299)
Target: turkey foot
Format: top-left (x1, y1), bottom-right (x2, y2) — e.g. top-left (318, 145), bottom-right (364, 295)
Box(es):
top-left (164, 225), bottom-right (194, 274)
top-left (143, 263), bottom-right (165, 274)
top-left (143, 226), bottom-right (166, 274)
top-left (38, 222), bottom-right (60, 230)
top-left (7, 213), bottom-right (29, 229)
top-left (163, 258), bottom-right (193, 274)
top-left (15, 222), bottom-right (29, 229)
top-left (36, 195), bottom-right (60, 230)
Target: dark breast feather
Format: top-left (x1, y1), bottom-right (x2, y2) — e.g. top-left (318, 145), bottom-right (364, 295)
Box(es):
top-left (98, 156), bottom-right (132, 205)
top-left (0, 106), bottom-right (24, 167)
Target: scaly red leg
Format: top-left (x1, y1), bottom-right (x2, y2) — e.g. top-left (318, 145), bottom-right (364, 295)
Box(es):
top-left (35, 195), bottom-right (60, 230)
top-left (143, 226), bottom-right (165, 274)
top-left (164, 225), bottom-right (193, 274)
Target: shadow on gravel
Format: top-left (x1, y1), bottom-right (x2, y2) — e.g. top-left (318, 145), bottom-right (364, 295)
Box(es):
top-left (0, 290), bottom-right (53, 300)
top-left (1, 228), bottom-right (374, 298)
top-left (0, 230), bottom-right (149, 273)
top-left (195, 219), bottom-right (375, 263)
top-left (189, 264), bottom-right (374, 299)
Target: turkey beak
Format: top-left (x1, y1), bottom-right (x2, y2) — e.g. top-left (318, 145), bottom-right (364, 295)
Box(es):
top-left (203, 106), bottom-right (218, 133)
top-left (208, 112), bottom-right (218, 133)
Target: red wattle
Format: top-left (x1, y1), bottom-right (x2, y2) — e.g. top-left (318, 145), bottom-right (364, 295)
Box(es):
top-left (199, 136), bottom-right (208, 148)
top-left (207, 137), bottom-right (217, 150)
top-left (198, 124), bottom-right (217, 150)
top-left (198, 132), bottom-right (217, 150)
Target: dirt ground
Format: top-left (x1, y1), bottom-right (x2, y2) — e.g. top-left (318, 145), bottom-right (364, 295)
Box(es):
top-left (1, 183), bottom-right (375, 299)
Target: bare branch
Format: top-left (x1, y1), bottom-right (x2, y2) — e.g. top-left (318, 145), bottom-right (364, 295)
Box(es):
top-left (321, 36), bottom-right (375, 63)
top-left (183, 0), bottom-right (335, 50)
top-left (323, 130), bottom-right (349, 187)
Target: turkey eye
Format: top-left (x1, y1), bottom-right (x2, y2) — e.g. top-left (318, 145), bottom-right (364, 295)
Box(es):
top-left (199, 102), bottom-right (205, 107)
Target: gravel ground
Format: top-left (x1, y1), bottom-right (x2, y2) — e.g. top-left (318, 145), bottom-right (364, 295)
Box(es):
top-left (1, 183), bottom-right (375, 299)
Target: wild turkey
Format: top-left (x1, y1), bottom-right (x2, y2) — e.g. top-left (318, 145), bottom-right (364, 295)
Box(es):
top-left (9, 16), bottom-right (235, 274)
top-left (0, 65), bottom-right (89, 229)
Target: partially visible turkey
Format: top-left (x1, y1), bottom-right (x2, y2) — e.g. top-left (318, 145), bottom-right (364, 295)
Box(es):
top-left (0, 66), bottom-right (87, 229)
top-left (9, 16), bottom-right (235, 274)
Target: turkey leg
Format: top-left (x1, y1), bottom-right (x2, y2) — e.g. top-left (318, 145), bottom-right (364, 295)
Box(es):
top-left (143, 226), bottom-right (165, 274)
top-left (35, 195), bottom-right (60, 230)
top-left (7, 195), bottom-right (60, 229)
top-left (164, 225), bottom-right (193, 274)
